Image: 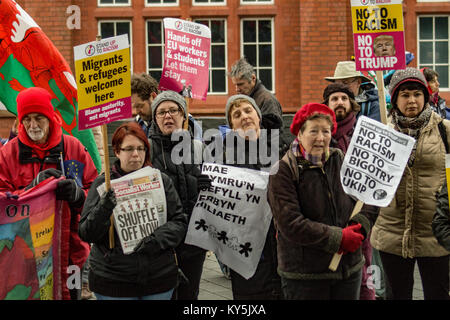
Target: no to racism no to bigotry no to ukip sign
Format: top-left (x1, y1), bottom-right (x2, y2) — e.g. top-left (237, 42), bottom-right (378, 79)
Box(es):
top-left (340, 116), bottom-right (415, 207)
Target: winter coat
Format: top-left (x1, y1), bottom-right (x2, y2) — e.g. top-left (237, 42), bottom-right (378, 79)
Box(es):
top-left (356, 83), bottom-right (381, 122)
top-left (222, 129), bottom-right (282, 300)
top-left (267, 147), bottom-right (379, 280)
top-left (371, 112), bottom-right (450, 258)
top-left (148, 121), bottom-right (205, 260)
top-left (79, 161), bottom-right (188, 297)
top-left (432, 181), bottom-right (450, 251)
top-left (0, 135), bottom-right (97, 269)
top-left (249, 79), bottom-right (283, 129)
top-left (429, 95), bottom-right (448, 120)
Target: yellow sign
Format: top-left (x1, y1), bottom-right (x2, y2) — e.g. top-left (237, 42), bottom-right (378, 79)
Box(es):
top-left (352, 4), bottom-right (403, 33)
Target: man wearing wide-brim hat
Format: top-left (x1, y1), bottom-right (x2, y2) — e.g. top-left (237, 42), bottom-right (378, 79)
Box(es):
top-left (325, 61), bottom-right (381, 122)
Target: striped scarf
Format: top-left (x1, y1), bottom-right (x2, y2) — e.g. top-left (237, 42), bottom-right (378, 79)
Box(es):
top-left (391, 106), bottom-right (432, 167)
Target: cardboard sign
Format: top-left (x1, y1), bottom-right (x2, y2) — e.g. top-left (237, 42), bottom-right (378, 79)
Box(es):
top-left (340, 116), bottom-right (415, 207)
top-left (351, 0), bottom-right (405, 71)
top-left (185, 163), bottom-right (271, 279)
top-left (74, 34), bottom-right (132, 130)
top-left (159, 18), bottom-right (211, 100)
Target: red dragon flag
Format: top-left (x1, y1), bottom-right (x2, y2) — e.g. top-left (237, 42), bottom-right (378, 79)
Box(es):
top-left (0, 0), bottom-right (101, 172)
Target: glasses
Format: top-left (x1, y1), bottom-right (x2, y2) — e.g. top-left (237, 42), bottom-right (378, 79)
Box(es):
top-left (155, 108), bottom-right (181, 119)
top-left (337, 78), bottom-right (358, 85)
top-left (120, 146), bottom-right (147, 153)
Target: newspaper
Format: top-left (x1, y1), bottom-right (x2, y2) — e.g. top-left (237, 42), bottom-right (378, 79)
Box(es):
top-left (97, 167), bottom-right (167, 254)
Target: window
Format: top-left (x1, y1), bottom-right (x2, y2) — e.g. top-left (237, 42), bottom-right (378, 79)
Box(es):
top-left (193, 0), bottom-right (225, 4)
top-left (146, 0), bottom-right (178, 5)
top-left (195, 19), bottom-right (227, 94)
top-left (146, 20), bottom-right (164, 82)
top-left (99, 21), bottom-right (133, 71)
top-left (241, 0), bottom-right (273, 4)
top-left (241, 18), bottom-right (274, 91)
top-left (418, 16), bottom-right (449, 89)
top-left (98, 0), bottom-right (130, 6)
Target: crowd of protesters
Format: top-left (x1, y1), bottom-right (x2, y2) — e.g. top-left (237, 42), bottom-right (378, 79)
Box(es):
top-left (0, 58), bottom-right (449, 301)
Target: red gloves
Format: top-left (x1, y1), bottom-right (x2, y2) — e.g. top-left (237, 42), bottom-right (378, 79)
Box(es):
top-left (339, 223), bottom-right (364, 254)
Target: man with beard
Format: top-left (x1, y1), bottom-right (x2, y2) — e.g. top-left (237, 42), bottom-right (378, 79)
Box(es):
top-left (322, 82), bottom-right (360, 153)
top-left (0, 87), bottom-right (98, 300)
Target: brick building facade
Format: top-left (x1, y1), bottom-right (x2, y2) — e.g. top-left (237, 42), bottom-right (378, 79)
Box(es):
top-left (2, 0), bottom-right (450, 138)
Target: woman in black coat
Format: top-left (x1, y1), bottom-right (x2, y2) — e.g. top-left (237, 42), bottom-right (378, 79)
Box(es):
top-left (79, 122), bottom-right (188, 300)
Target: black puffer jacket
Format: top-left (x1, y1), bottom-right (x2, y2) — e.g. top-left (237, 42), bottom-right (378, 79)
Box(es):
top-left (149, 121), bottom-right (205, 259)
top-left (222, 127), bottom-right (282, 300)
top-left (79, 161), bottom-right (188, 297)
top-left (432, 181), bottom-right (450, 251)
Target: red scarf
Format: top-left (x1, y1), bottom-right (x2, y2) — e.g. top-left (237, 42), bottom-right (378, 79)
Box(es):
top-left (18, 114), bottom-right (63, 159)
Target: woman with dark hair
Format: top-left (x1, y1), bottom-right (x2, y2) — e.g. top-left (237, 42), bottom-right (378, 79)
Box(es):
top-left (370, 68), bottom-right (450, 300)
top-left (79, 121), bottom-right (188, 300)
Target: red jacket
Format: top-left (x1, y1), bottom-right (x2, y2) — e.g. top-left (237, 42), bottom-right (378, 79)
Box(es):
top-left (0, 135), bottom-right (98, 279)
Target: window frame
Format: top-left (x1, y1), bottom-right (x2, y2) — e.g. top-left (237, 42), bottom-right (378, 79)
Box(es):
top-left (417, 15), bottom-right (450, 91)
top-left (240, 0), bottom-right (274, 5)
top-left (192, 0), bottom-right (226, 6)
top-left (145, 0), bottom-right (179, 7)
top-left (240, 17), bottom-right (275, 93)
top-left (97, 0), bottom-right (131, 7)
top-left (145, 19), bottom-right (165, 82)
top-left (98, 20), bottom-right (133, 72)
top-left (194, 18), bottom-right (228, 95)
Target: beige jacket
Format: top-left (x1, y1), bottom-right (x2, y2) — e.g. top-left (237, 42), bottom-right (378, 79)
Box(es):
top-left (371, 112), bottom-right (450, 258)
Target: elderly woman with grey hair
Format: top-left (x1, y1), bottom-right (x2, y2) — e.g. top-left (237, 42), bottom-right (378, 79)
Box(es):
top-left (370, 68), bottom-right (450, 300)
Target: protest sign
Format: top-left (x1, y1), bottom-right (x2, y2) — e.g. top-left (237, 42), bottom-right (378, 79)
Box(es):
top-left (340, 116), bottom-right (415, 207)
top-left (351, 0), bottom-right (405, 71)
top-left (0, 179), bottom-right (68, 300)
top-left (159, 18), bottom-right (211, 101)
top-left (97, 167), bottom-right (167, 254)
top-left (185, 163), bottom-right (272, 279)
top-left (74, 34), bottom-right (132, 130)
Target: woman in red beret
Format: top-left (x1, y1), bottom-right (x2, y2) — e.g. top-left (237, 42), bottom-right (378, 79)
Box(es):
top-left (267, 103), bottom-right (379, 300)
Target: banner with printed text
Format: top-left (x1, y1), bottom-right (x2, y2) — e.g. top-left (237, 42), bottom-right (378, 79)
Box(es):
top-left (0, 179), bottom-right (66, 300)
top-left (351, 0), bottom-right (405, 71)
top-left (185, 163), bottom-right (271, 279)
top-left (159, 18), bottom-right (211, 100)
top-left (74, 34), bottom-right (132, 130)
top-left (340, 116), bottom-right (415, 207)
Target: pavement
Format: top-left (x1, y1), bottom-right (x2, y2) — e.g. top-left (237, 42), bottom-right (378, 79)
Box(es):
top-left (198, 251), bottom-right (432, 300)
top-left (84, 251), bottom-right (441, 300)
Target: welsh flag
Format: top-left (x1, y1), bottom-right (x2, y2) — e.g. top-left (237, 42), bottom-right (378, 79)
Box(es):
top-left (0, 0), bottom-right (101, 172)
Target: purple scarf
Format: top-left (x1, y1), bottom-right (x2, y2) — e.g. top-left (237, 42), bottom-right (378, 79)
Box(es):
top-left (333, 112), bottom-right (356, 153)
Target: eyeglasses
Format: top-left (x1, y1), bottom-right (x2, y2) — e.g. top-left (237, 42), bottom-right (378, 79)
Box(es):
top-left (337, 78), bottom-right (358, 85)
top-left (120, 146), bottom-right (147, 153)
top-left (155, 108), bottom-right (181, 119)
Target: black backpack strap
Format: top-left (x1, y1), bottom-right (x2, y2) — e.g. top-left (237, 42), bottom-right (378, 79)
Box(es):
top-left (438, 121), bottom-right (449, 154)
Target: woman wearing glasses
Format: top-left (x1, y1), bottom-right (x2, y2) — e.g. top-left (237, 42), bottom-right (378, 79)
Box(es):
top-left (149, 90), bottom-right (210, 300)
top-left (79, 122), bottom-right (188, 300)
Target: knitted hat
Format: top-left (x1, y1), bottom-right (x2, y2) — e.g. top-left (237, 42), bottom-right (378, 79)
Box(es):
top-left (17, 87), bottom-right (55, 122)
top-left (322, 82), bottom-right (355, 105)
top-left (151, 90), bottom-right (187, 119)
top-left (290, 103), bottom-right (337, 136)
top-left (388, 67), bottom-right (429, 109)
top-left (324, 61), bottom-right (372, 83)
top-left (225, 94), bottom-right (261, 127)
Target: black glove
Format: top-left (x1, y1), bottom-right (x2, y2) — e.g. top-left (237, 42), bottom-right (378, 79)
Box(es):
top-left (133, 236), bottom-right (160, 255)
top-left (56, 179), bottom-right (85, 208)
top-left (99, 188), bottom-right (117, 213)
top-left (197, 174), bottom-right (212, 192)
top-left (26, 168), bottom-right (62, 190)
